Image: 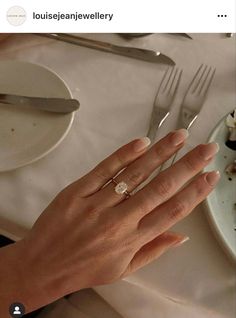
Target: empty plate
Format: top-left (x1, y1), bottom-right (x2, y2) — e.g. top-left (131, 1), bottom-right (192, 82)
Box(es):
top-left (0, 60), bottom-right (75, 172)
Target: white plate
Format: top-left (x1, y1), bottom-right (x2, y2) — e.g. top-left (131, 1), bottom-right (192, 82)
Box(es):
top-left (204, 114), bottom-right (236, 262)
top-left (0, 61), bottom-right (74, 172)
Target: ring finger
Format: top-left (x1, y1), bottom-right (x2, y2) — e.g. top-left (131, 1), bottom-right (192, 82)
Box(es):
top-left (93, 129), bottom-right (188, 208)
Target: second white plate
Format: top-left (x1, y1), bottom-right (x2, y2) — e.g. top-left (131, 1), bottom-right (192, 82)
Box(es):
top-left (204, 114), bottom-right (236, 262)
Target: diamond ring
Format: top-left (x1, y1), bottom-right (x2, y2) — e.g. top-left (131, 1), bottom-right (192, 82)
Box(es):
top-left (111, 178), bottom-right (130, 198)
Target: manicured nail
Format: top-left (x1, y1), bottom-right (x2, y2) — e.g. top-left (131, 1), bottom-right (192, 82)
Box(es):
top-left (200, 142), bottom-right (219, 160)
top-left (173, 236), bottom-right (190, 247)
top-left (205, 170), bottom-right (220, 186)
top-left (133, 137), bottom-right (151, 152)
top-left (171, 129), bottom-right (189, 146)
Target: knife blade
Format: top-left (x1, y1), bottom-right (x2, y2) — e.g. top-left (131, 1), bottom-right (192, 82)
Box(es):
top-left (0, 93), bottom-right (80, 114)
top-left (37, 33), bottom-right (175, 66)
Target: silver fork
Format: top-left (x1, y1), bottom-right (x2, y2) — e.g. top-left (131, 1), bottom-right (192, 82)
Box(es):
top-left (147, 67), bottom-right (183, 143)
top-left (168, 64), bottom-right (216, 167)
top-left (133, 68), bottom-right (182, 193)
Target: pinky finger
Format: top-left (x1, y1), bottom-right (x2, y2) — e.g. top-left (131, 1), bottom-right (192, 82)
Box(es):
top-left (122, 232), bottom-right (189, 276)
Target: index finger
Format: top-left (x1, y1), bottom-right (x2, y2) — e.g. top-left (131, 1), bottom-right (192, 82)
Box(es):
top-left (75, 137), bottom-right (151, 197)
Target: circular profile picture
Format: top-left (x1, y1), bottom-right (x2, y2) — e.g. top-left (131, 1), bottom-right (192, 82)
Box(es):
top-left (7, 6), bottom-right (27, 26)
top-left (9, 302), bottom-right (25, 317)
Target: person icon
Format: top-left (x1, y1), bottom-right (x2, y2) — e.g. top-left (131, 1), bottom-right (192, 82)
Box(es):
top-left (13, 306), bottom-right (21, 315)
top-left (9, 302), bottom-right (25, 317)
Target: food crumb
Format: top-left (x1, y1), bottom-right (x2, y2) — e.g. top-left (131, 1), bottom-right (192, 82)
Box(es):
top-left (11, 128), bottom-right (15, 132)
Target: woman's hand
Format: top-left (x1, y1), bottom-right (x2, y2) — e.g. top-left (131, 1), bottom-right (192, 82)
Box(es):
top-left (11, 129), bottom-right (219, 312)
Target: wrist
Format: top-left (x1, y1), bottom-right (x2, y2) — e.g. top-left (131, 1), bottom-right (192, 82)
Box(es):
top-left (0, 239), bottom-right (67, 315)
top-left (14, 239), bottom-right (68, 312)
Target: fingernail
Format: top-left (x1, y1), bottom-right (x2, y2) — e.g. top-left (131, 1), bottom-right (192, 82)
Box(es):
top-left (133, 137), bottom-right (151, 152)
top-left (200, 142), bottom-right (219, 160)
top-left (205, 170), bottom-right (220, 186)
top-left (173, 236), bottom-right (190, 247)
top-left (171, 129), bottom-right (189, 146)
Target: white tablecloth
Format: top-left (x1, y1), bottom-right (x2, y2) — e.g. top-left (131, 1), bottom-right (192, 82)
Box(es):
top-left (0, 33), bottom-right (235, 318)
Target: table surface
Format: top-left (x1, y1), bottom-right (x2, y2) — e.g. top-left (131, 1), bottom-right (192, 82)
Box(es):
top-left (0, 33), bottom-right (235, 318)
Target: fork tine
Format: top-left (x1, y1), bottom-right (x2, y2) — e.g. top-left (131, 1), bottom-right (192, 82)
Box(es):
top-left (186, 64), bottom-right (204, 92)
top-left (162, 67), bottom-right (175, 92)
top-left (192, 65), bottom-right (208, 93)
top-left (167, 67), bottom-right (178, 94)
top-left (157, 67), bottom-right (171, 94)
top-left (169, 68), bottom-right (183, 96)
top-left (195, 66), bottom-right (211, 95)
top-left (186, 64), bottom-right (204, 93)
top-left (199, 68), bottom-right (216, 97)
top-left (174, 69), bottom-right (183, 95)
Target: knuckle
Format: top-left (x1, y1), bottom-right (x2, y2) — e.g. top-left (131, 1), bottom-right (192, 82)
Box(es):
top-left (119, 234), bottom-right (139, 253)
top-left (136, 194), bottom-right (154, 215)
top-left (56, 188), bottom-right (76, 208)
top-left (183, 145), bottom-right (206, 173)
top-left (126, 169), bottom-right (144, 187)
top-left (155, 176), bottom-right (175, 200)
top-left (168, 199), bottom-right (187, 221)
top-left (138, 202), bottom-right (149, 215)
top-left (83, 201), bottom-right (100, 218)
top-left (93, 166), bottom-right (111, 181)
top-left (154, 144), bottom-right (165, 158)
top-left (115, 150), bottom-right (125, 167)
top-left (102, 218), bottom-right (120, 240)
top-left (183, 155), bottom-right (199, 173)
top-left (194, 178), bottom-right (207, 197)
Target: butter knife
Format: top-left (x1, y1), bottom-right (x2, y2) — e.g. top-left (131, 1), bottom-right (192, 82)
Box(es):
top-left (0, 93), bottom-right (80, 114)
top-left (37, 33), bottom-right (175, 65)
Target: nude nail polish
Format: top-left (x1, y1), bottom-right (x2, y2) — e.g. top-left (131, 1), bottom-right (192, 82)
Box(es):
top-left (173, 236), bottom-right (190, 247)
top-left (205, 170), bottom-right (220, 186)
top-left (200, 142), bottom-right (219, 160)
top-left (133, 137), bottom-right (151, 152)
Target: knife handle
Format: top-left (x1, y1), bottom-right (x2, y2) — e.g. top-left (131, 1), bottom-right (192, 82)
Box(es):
top-left (36, 33), bottom-right (173, 65)
top-left (114, 45), bottom-right (160, 60)
top-left (40, 33), bottom-right (114, 52)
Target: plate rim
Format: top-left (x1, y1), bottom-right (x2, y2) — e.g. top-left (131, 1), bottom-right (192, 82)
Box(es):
top-left (203, 114), bottom-right (236, 263)
top-left (0, 60), bottom-right (75, 172)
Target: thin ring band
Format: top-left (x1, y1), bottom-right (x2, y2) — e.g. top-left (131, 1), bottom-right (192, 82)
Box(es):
top-left (111, 178), bottom-right (130, 198)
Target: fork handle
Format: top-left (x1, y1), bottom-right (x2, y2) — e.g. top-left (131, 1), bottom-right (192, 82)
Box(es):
top-left (147, 111), bottom-right (170, 143)
top-left (159, 122), bottom-right (192, 172)
top-left (163, 113), bottom-right (198, 167)
top-left (169, 124), bottom-right (191, 167)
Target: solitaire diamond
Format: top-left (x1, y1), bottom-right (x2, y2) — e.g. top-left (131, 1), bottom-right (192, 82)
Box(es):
top-left (115, 181), bottom-right (128, 195)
